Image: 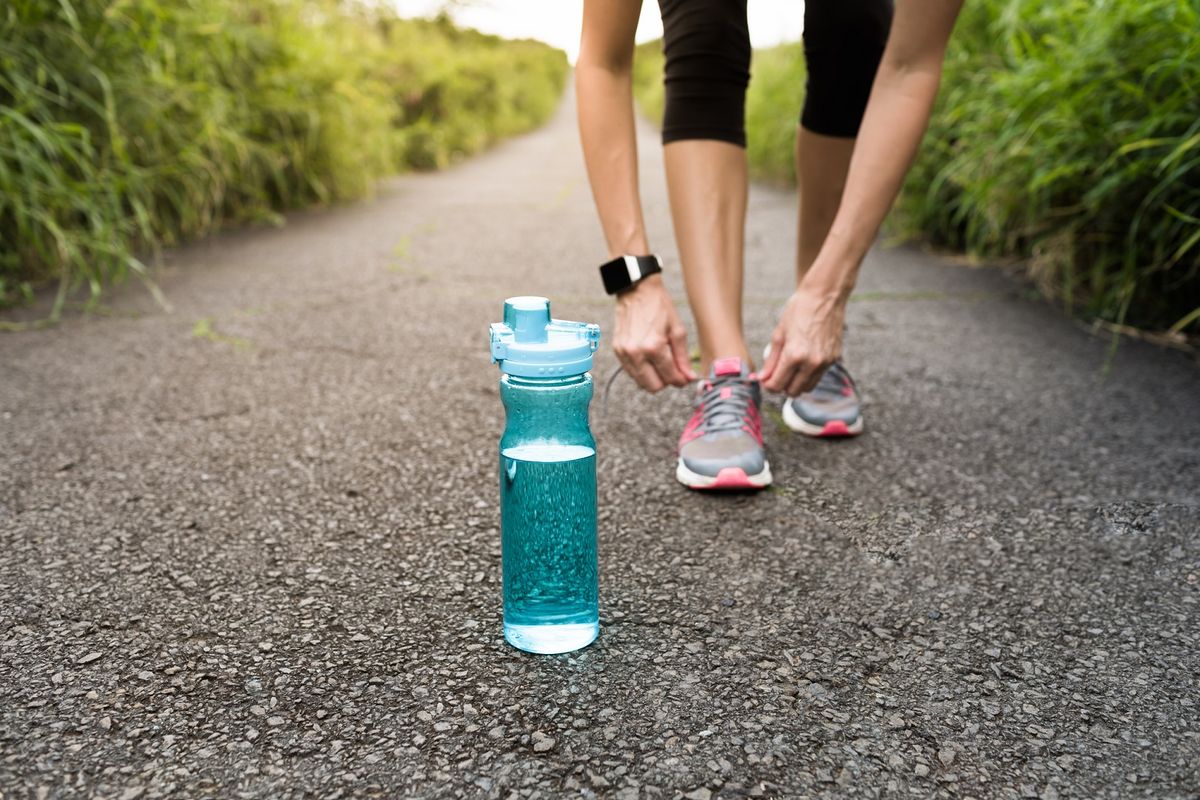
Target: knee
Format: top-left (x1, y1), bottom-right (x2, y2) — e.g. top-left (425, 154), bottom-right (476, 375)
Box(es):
top-left (658, 0), bottom-right (750, 147)
top-left (801, 0), bottom-right (894, 137)
top-left (805, 0), bottom-right (893, 50)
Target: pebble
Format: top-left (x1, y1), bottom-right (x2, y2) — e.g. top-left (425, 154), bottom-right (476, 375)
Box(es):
top-left (531, 731), bottom-right (556, 752)
top-left (2, 94), bottom-right (1197, 800)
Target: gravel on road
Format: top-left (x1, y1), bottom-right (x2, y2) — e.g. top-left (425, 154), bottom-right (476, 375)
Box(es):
top-left (2, 92), bottom-right (1198, 799)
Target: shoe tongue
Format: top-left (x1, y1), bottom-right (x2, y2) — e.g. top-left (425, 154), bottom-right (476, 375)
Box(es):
top-left (710, 357), bottom-right (746, 378)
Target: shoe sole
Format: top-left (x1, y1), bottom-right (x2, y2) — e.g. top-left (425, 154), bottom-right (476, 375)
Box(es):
top-left (676, 459), bottom-right (773, 490)
top-left (782, 400), bottom-right (864, 438)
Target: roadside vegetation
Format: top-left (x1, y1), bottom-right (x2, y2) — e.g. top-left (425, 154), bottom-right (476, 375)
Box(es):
top-left (0, 1), bottom-right (567, 317)
top-left (633, 0), bottom-right (1200, 335)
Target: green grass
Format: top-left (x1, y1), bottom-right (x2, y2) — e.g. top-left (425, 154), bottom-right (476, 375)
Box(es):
top-left (632, 41), bottom-right (666, 126)
top-left (899, 0), bottom-right (1200, 334)
top-left (192, 316), bottom-right (251, 350)
top-left (632, 0), bottom-right (1200, 334)
top-left (0, 1), bottom-right (567, 318)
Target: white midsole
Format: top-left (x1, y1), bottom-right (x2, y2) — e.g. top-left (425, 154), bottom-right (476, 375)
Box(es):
top-left (676, 458), bottom-right (773, 488)
top-left (781, 400), bottom-right (864, 436)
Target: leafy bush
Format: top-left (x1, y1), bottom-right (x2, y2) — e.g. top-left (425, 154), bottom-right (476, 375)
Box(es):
top-left (632, 0), bottom-right (1200, 333)
top-left (0, 1), bottom-right (567, 316)
top-left (898, 0), bottom-right (1200, 332)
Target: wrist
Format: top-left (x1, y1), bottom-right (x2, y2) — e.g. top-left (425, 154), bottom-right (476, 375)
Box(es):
top-left (601, 253), bottom-right (663, 297)
top-left (798, 257), bottom-right (856, 304)
top-left (615, 273), bottom-right (664, 302)
top-left (606, 236), bottom-right (650, 260)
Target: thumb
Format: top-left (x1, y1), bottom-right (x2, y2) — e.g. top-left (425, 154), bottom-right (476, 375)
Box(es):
top-left (759, 334), bottom-right (782, 382)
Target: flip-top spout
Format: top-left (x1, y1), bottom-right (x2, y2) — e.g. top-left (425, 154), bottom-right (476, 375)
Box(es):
top-left (490, 297), bottom-right (601, 377)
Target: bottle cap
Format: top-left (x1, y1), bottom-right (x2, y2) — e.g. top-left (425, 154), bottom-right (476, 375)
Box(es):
top-left (489, 296), bottom-right (601, 378)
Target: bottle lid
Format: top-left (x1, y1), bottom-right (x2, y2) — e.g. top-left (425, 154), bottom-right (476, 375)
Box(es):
top-left (489, 296), bottom-right (601, 378)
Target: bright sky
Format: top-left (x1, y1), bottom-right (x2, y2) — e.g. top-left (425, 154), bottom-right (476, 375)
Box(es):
top-left (389, 1), bottom-right (805, 62)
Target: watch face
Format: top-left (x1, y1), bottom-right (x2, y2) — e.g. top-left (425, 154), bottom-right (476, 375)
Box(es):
top-left (623, 256), bottom-right (644, 284)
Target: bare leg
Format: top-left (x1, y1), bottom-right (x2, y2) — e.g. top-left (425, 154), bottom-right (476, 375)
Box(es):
top-left (795, 127), bottom-right (856, 281)
top-left (663, 140), bottom-right (751, 373)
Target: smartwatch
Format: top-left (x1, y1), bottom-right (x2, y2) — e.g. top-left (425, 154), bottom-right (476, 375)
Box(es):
top-left (599, 254), bottom-right (663, 296)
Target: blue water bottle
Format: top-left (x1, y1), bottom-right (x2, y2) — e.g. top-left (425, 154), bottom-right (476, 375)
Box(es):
top-left (489, 297), bottom-right (602, 654)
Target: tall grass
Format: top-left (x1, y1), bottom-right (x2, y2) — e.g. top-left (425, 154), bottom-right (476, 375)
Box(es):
top-left (899, 0), bottom-right (1200, 333)
top-left (0, 1), bottom-right (567, 317)
top-left (632, 0), bottom-right (1200, 333)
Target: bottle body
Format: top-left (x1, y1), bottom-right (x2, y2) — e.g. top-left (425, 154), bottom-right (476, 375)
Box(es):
top-left (499, 374), bottom-right (598, 654)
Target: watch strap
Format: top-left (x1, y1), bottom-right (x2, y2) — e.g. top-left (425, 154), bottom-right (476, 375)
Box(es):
top-left (599, 254), bottom-right (663, 295)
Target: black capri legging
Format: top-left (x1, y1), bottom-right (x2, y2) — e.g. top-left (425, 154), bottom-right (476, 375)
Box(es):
top-left (657, 0), bottom-right (894, 146)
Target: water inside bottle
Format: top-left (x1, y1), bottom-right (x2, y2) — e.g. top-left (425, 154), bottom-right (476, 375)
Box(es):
top-left (500, 443), bottom-right (598, 654)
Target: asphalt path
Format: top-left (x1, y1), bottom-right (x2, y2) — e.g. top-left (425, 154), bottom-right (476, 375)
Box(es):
top-left (2, 90), bottom-right (1198, 799)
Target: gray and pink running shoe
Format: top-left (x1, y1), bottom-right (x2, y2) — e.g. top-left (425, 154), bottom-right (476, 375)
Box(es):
top-left (782, 360), bottom-right (864, 437)
top-left (676, 357), bottom-right (772, 490)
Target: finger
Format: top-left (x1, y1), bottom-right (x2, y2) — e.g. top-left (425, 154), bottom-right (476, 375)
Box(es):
top-left (775, 349), bottom-right (813, 397)
top-left (627, 350), bottom-right (665, 393)
top-left (635, 361), bottom-right (666, 393)
top-left (759, 332), bottom-right (783, 384)
top-left (669, 326), bottom-right (697, 382)
top-left (648, 341), bottom-right (687, 388)
top-left (614, 344), bottom-right (635, 378)
top-left (784, 358), bottom-right (819, 399)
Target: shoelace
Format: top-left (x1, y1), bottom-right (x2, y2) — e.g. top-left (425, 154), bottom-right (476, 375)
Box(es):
top-left (811, 361), bottom-right (854, 397)
top-left (601, 364), bottom-right (626, 417)
top-left (696, 374), bottom-right (755, 433)
top-left (601, 365), bottom-right (756, 430)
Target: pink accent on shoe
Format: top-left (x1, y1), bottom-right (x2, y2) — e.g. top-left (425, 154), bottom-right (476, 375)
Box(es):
top-left (821, 420), bottom-right (852, 436)
top-left (693, 468), bottom-right (757, 490)
top-left (744, 403), bottom-right (764, 444)
top-left (711, 357), bottom-right (743, 376)
top-left (678, 408), bottom-right (705, 448)
top-left (719, 386), bottom-right (732, 400)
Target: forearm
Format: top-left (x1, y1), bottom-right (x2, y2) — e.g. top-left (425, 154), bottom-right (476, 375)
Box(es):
top-left (575, 62), bottom-right (650, 257)
top-left (804, 66), bottom-right (942, 298)
top-left (804, 1), bottom-right (961, 300)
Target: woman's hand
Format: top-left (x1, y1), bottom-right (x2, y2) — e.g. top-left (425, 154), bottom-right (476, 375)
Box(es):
top-left (760, 284), bottom-right (847, 397)
top-left (613, 275), bottom-right (698, 392)
top-left (757, 0), bottom-right (962, 399)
